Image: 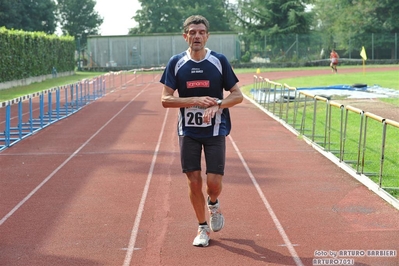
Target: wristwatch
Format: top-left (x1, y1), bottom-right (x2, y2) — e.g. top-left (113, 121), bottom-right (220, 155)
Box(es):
top-left (216, 99), bottom-right (222, 107)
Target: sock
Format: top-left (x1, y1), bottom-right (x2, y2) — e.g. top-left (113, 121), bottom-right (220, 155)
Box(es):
top-left (199, 221), bottom-right (208, 226)
top-left (208, 199), bottom-right (218, 205)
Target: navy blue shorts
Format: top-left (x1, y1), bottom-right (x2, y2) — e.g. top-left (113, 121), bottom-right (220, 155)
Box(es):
top-left (179, 135), bottom-right (226, 175)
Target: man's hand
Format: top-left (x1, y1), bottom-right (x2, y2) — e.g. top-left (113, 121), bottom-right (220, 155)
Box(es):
top-left (195, 96), bottom-right (217, 108)
top-left (202, 104), bottom-right (219, 124)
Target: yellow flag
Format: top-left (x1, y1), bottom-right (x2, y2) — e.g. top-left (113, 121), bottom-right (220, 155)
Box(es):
top-left (360, 46), bottom-right (367, 60)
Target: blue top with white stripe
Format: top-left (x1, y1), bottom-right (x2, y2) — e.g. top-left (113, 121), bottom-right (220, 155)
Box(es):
top-left (160, 48), bottom-right (239, 138)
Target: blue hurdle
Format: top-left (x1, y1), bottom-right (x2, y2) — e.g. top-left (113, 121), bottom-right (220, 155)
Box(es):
top-left (0, 76), bottom-right (106, 151)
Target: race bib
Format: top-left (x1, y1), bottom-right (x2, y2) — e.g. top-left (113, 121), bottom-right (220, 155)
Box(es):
top-left (184, 106), bottom-right (212, 127)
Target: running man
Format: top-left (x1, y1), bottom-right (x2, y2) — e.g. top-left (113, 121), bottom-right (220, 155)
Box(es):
top-left (330, 49), bottom-right (339, 73)
top-left (160, 15), bottom-right (243, 247)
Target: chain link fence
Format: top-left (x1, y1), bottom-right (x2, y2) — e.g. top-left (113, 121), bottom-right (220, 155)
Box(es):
top-left (86, 33), bottom-right (240, 69)
top-left (84, 32), bottom-right (398, 70)
top-left (243, 32), bottom-right (398, 66)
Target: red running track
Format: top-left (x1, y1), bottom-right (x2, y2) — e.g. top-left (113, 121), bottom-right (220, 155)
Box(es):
top-left (0, 67), bottom-right (398, 266)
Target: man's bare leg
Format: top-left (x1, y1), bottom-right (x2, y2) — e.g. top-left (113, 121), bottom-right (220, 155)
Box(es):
top-left (206, 173), bottom-right (223, 203)
top-left (186, 170), bottom-right (206, 223)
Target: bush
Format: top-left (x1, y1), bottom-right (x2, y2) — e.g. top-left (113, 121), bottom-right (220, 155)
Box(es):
top-left (0, 27), bottom-right (76, 83)
top-left (241, 51), bottom-right (251, 63)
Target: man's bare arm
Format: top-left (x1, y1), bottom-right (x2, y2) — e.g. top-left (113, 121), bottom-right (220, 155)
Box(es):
top-left (161, 85), bottom-right (217, 108)
top-left (202, 83), bottom-right (243, 124)
top-left (218, 84), bottom-right (243, 109)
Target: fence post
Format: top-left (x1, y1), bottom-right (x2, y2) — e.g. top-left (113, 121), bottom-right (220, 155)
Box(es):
top-left (48, 91), bottom-right (52, 124)
top-left (361, 112), bottom-right (385, 179)
top-left (283, 84), bottom-right (295, 123)
top-left (327, 101), bottom-right (344, 159)
top-left (343, 105), bottom-right (364, 173)
top-left (39, 93), bottom-right (44, 128)
top-left (265, 79), bottom-right (272, 110)
top-left (29, 97), bottom-right (33, 132)
top-left (5, 103), bottom-right (11, 147)
top-left (253, 75), bottom-right (258, 100)
top-left (299, 91), bottom-right (315, 135)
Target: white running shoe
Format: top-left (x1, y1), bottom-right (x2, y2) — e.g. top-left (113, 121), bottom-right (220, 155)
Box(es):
top-left (192, 225), bottom-right (210, 247)
top-left (208, 199), bottom-right (225, 232)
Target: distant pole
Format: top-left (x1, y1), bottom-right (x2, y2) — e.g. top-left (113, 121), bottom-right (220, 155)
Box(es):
top-left (363, 59), bottom-right (365, 75)
top-left (77, 35), bottom-right (81, 71)
top-left (395, 33), bottom-right (398, 60)
top-left (371, 33), bottom-right (374, 60)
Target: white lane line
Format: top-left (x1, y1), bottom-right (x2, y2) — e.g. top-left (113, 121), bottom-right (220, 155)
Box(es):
top-left (0, 86), bottom-right (148, 226)
top-left (123, 108), bottom-right (169, 266)
top-left (228, 135), bottom-right (304, 266)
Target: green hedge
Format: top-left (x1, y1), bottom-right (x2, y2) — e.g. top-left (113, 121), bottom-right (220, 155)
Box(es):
top-left (0, 27), bottom-right (75, 83)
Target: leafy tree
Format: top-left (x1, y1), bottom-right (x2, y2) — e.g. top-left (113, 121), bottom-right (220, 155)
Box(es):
top-left (131, 0), bottom-right (182, 34)
top-left (0, 0), bottom-right (57, 34)
top-left (130, 0), bottom-right (232, 34)
top-left (21, 0), bottom-right (57, 33)
top-left (313, 0), bottom-right (399, 58)
top-left (234, 0), bottom-right (313, 60)
top-left (0, 0), bottom-right (22, 29)
top-left (238, 0), bottom-right (312, 35)
top-left (175, 0), bottom-right (231, 32)
top-left (57, 0), bottom-right (103, 46)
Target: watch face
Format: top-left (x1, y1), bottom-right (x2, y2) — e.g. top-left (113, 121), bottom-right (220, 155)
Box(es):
top-left (217, 99), bottom-right (222, 105)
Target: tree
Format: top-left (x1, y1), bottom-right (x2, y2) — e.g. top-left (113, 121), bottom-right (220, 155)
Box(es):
top-left (0, 0), bottom-right (22, 30)
top-left (313, 0), bottom-right (399, 58)
top-left (233, 0), bottom-right (313, 60)
top-left (57, 0), bottom-right (103, 45)
top-left (175, 0), bottom-right (231, 32)
top-left (131, 0), bottom-right (182, 34)
top-left (130, 0), bottom-right (232, 34)
top-left (0, 0), bottom-right (57, 34)
top-left (21, 0), bottom-right (57, 33)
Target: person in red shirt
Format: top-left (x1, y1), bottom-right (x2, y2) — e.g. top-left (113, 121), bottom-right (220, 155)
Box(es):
top-left (330, 49), bottom-right (339, 73)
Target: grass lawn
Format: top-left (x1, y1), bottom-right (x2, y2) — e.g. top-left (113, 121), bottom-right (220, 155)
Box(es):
top-left (240, 66), bottom-right (399, 107)
top-left (245, 67), bottom-right (399, 198)
top-left (275, 70), bottom-right (399, 90)
top-left (0, 72), bottom-right (105, 102)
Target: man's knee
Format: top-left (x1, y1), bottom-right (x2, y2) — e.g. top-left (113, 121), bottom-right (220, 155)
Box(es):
top-left (187, 172), bottom-right (202, 191)
top-left (207, 174), bottom-right (222, 190)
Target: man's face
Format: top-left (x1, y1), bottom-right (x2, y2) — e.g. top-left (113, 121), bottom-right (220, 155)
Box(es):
top-left (183, 23), bottom-right (209, 52)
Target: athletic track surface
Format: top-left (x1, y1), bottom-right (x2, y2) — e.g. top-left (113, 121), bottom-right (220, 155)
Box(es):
top-left (1, 66), bottom-right (398, 266)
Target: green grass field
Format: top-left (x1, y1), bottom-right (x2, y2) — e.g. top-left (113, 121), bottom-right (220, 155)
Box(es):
top-left (240, 66), bottom-right (399, 106)
top-left (276, 70), bottom-right (399, 90)
top-left (245, 67), bottom-right (399, 198)
top-left (276, 70), bottom-right (399, 106)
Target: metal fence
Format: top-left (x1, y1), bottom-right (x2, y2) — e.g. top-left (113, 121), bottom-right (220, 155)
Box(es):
top-left (0, 77), bottom-right (106, 151)
top-left (84, 32), bottom-right (398, 69)
top-left (86, 33), bottom-right (240, 69)
top-left (251, 75), bottom-right (399, 205)
top-left (0, 68), bottom-right (164, 151)
top-left (240, 32), bottom-right (399, 64)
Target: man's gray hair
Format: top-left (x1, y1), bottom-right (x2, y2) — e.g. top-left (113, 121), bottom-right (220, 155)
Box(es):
top-left (183, 15), bottom-right (209, 33)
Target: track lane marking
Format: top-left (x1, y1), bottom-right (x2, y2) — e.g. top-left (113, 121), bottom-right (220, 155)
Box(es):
top-left (122, 108), bottom-right (169, 266)
top-left (228, 135), bottom-right (304, 266)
